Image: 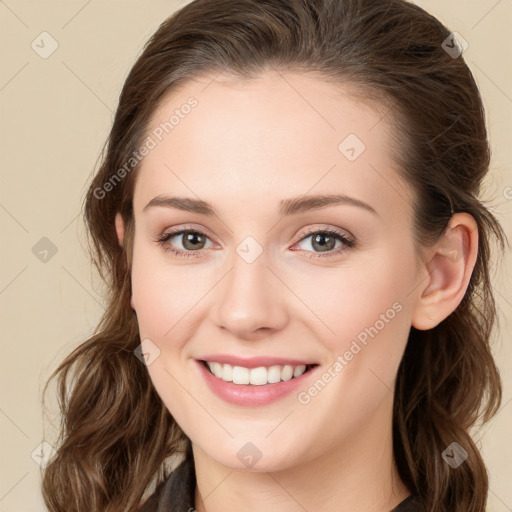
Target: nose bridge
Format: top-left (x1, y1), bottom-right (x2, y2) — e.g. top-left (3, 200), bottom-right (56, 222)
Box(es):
top-left (212, 237), bottom-right (288, 337)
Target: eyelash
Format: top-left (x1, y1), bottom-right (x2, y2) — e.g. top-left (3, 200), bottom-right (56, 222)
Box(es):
top-left (153, 225), bottom-right (356, 260)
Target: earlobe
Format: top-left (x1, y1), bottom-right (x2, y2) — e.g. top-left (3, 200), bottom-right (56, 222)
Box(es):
top-left (411, 213), bottom-right (478, 331)
top-left (115, 212), bottom-right (125, 247)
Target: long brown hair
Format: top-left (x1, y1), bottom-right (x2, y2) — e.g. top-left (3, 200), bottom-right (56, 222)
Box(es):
top-left (41, 1), bottom-right (507, 510)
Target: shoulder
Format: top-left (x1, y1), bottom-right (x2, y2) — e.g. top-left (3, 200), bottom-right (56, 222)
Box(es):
top-left (391, 495), bottom-right (423, 512)
top-left (138, 457), bottom-right (196, 512)
top-left (138, 477), bottom-right (169, 512)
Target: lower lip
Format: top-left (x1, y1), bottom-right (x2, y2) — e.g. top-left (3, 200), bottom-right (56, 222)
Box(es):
top-left (195, 360), bottom-right (318, 407)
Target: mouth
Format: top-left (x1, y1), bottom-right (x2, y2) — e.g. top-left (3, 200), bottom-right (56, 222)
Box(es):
top-left (200, 360), bottom-right (319, 386)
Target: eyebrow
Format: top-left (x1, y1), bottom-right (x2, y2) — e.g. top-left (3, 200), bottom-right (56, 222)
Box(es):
top-left (142, 193), bottom-right (379, 217)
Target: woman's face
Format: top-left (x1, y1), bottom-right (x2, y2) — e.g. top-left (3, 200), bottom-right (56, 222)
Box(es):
top-left (123, 71), bottom-right (428, 471)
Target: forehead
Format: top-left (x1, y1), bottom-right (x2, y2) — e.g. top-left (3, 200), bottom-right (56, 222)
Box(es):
top-left (133, 70), bottom-right (413, 222)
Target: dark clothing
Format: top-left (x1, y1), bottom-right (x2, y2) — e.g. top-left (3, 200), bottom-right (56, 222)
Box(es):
top-left (139, 455), bottom-right (196, 512)
top-left (390, 495), bottom-right (422, 512)
top-left (139, 456), bottom-right (422, 512)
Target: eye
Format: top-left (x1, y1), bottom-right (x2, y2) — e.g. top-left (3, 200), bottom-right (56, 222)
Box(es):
top-left (154, 225), bottom-right (215, 259)
top-left (292, 228), bottom-right (355, 259)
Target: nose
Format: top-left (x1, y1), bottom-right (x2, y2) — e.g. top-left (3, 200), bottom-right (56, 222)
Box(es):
top-left (212, 253), bottom-right (289, 340)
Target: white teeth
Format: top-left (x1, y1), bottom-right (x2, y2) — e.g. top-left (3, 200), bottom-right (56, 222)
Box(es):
top-left (222, 363), bottom-right (233, 382)
top-left (267, 365), bottom-right (281, 383)
top-left (213, 362), bottom-right (223, 379)
top-left (294, 364), bottom-right (306, 377)
top-left (249, 367), bottom-right (268, 386)
top-left (205, 361), bottom-right (311, 385)
top-left (281, 365), bottom-right (293, 381)
top-left (232, 366), bottom-right (249, 385)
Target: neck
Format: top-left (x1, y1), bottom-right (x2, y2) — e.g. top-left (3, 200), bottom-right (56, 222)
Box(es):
top-left (192, 394), bottom-right (410, 512)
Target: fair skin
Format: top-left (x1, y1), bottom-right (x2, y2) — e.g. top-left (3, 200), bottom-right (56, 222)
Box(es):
top-left (115, 70), bottom-right (478, 512)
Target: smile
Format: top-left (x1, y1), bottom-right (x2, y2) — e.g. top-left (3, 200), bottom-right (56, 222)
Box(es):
top-left (203, 360), bottom-right (317, 385)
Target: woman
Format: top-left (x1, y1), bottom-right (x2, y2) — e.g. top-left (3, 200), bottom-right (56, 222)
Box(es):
top-left (41, 1), bottom-right (507, 511)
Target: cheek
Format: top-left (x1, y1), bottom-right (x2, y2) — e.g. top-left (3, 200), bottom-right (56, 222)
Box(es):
top-left (291, 250), bottom-right (416, 437)
top-left (297, 247), bottom-right (417, 407)
top-left (131, 264), bottom-right (169, 339)
top-left (299, 250), bottom-right (414, 350)
top-left (130, 242), bottom-right (203, 340)
top-left (129, 245), bottom-right (201, 419)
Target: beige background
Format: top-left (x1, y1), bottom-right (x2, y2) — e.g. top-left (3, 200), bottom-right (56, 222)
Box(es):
top-left (0, 1), bottom-right (510, 510)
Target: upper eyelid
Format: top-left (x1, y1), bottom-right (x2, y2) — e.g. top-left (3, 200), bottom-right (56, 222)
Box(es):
top-left (163, 224), bottom-right (217, 244)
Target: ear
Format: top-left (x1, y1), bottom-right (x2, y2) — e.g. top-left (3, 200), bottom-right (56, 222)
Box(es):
top-left (115, 212), bottom-right (125, 247)
top-left (411, 213), bottom-right (479, 330)
top-left (115, 212), bottom-right (136, 310)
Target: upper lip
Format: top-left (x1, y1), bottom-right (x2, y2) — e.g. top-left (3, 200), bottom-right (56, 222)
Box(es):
top-left (198, 354), bottom-right (318, 368)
